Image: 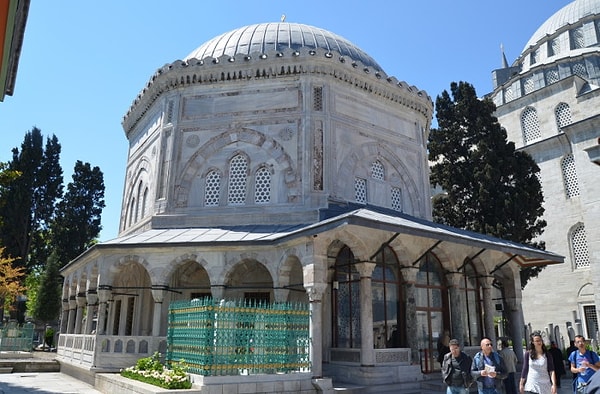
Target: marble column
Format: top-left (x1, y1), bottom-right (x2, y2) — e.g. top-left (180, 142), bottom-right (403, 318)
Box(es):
top-left (355, 262), bottom-right (376, 366)
top-left (60, 298), bottom-right (69, 334)
top-left (400, 266), bottom-right (419, 364)
top-left (211, 285), bottom-right (226, 302)
top-left (67, 296), bottom-right (76, 334)
top-left (445, 272), bottom-right (467, 346)
top-left (481, 276), bottom-right (496, 344)
top-left (74, 293), bottom-right (86, 334)
top-left (151, 286), bottom-right (168, 336)
top-left (305, 283), bottom-right (327, 378)
top-left (273, 288), bottom-right (290, 303)
top-left (84, 291), bottom-right (98, 334)
top-left (96, 287), bottom-right (112, 335)
top-left (506, 296), bottom-right (525, 364)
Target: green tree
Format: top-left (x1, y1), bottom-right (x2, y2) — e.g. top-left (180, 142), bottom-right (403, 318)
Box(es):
top-left (0, 127), bottom-right (63, 271)
top-left (51, 160), bottom-right (105, 266)
top-left (428, 81), bottom-right (547, 288)
top-left (32, 251), bottom-right (62, 325)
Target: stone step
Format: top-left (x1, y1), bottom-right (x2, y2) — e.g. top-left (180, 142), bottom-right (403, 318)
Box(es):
top-left (0, 367), bottom-right (13, 374)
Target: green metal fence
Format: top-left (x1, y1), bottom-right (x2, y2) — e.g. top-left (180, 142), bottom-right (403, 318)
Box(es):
top-left (167, 298), bottom-right (310, 376)
top-left (0, 321), bottom-right (34, 351)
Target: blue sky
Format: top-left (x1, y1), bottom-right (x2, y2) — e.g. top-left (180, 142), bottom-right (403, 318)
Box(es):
top-left (0, 1), bottom-right (572, 241)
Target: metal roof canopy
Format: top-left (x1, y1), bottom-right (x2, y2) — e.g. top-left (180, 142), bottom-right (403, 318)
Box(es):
top-left (75, 208), bottom-right (563, 270)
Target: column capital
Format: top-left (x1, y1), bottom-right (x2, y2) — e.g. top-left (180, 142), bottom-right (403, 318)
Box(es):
top-left (97, 285), bottom-right (112, 303)
top-left (480, 275), bottom-right (495, 289)
top-left (151, 285), bottom-right (169, 303)
top-left (445, 271), bottom-right (464, 287)
top-left (304, 283), bottom-right (327, 302)
top-left (76, 293), bottom-right (87, 307)
top-left (355, 262), bottom-right (376, 278)
top-left (400, 265), bottom-right (419, 283)
top-left (86, 290), bottom-right (98, 305)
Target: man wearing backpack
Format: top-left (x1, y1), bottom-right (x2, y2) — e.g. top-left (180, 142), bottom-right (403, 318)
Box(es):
top-left (569, 335), bottom-right (600, 393)
top-left (471, 337), bottom-right (507, 394)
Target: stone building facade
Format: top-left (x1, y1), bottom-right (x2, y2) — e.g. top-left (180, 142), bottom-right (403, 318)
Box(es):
top-left (489, 0), bottom-right (600, 345)
top-left (57, 22), bottom-right (561, 391)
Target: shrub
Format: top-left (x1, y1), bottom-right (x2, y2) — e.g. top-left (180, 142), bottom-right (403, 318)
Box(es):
top-left (121, 352), bottom-right (192, 390)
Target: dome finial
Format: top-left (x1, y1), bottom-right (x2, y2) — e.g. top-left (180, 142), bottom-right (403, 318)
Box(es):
top-left (281, 14), bottom-right (286, 22)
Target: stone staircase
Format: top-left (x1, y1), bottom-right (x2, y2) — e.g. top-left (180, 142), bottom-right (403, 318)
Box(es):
top-left (0, 351), bottom-right (60, 373)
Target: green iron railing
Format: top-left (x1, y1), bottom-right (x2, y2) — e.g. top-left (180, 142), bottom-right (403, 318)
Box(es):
top-left (167, 298), bottom-right (310, 376)
top-left (0, 321), bottom-right (34, 351)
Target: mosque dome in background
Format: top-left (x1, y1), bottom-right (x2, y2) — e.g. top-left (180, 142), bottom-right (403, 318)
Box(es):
top-left (523, 0), bottom-right (600, 51)
top-left (184, 22), bottom-right (383, 72)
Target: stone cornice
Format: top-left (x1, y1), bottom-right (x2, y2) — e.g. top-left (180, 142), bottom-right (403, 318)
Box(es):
top-left (122, 47), bottom-right (433, 134)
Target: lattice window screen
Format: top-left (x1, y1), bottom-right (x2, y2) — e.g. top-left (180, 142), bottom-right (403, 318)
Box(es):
top-left (572, 224), bottom-right (590, 269)
top-left (521, 107), bottom-right (541, 144)
top-left (561, 153), bottom-right (580, 198)
top-left (555, 102), bottom-right (572, 131)
top-left (354, 178), bottom-right (366, 203)
top-left (523, 76), bottom-right (535, 95)
top-left (204, 170), bottom-right (221, 206)
top-left (254, 167), bottom-right (271, 204)
top-left (571, 26), bottom-right (585, 49)
top-left (573, 62), bottom-right (587, 78)
top-left (391, 187), bottom-right (402, 211)
top-left (227, 155), bottom-right (248, 205)
top-left (371, 161), bottom-right (384, 180)
top-left (546, 69), bottom-right (560, 84)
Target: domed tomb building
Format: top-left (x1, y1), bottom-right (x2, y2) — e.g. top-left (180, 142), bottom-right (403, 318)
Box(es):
top-left (489, 0), bottom-right (600, 343)
top-left (58, 22), bottom-right (561, 391)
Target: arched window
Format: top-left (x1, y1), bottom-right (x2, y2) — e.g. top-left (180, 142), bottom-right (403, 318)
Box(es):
top-left (561, 153), bottom-right (580, 198)
top-left (354, 177), bottom-right (367, 204)
top-left (254, 167), bottom-right (271, 204)
top-left (204, 170), bottom-right (221, 207)
top-left (371, 160), bottom-right (384, 181)
top-left (135, 181), bottom-right (143, 222)
top-left (227, 155), bottom-right (248, 205)
top-left (555, 102), bottom-right (572, 132)
top-left (141, 187), bottom-right (149, 218)
top-left (461, 262), bottom-right (482, 346)
top-left (391, 187), bottom-right (402, 211)
top-left (521, 107), bottom-right (541, 144)
top-left (333, 246), bottom-right (360, 348)
top-left (570, 26), bottom-right (585, 49)
top-left (415, 253), bottom-right (447, 369)
top-left (372, 246), bottom-right (402, 348)
top-left (571, 223), bottom-right (590, 269)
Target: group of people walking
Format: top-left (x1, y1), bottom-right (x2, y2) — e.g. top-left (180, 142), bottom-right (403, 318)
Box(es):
top-left (441, 333), bottom-right (600, 394)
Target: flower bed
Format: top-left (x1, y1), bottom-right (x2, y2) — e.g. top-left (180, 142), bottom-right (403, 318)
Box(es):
top-left (121, 352), bottom-right (192, 390)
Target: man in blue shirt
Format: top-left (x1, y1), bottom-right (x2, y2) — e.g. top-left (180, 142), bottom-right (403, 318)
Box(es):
top-left (569, 335), bottom-right (600, 393)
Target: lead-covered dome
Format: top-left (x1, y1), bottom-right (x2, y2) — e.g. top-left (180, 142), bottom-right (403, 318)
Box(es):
top-left (185, 22), bottom-right (383, 72)
top-left (524, 0), bottom-right (600, 50)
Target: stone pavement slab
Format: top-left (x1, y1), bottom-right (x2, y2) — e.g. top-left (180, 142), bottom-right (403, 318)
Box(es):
top-left (0, 372), bottom-right (102, 394)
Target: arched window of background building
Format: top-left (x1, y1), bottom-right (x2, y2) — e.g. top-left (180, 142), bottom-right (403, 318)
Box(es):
top-left (570, 26), bottom-right (585, 49)
top-left (572, 61), bottom-right (588, 78)
top-left (461, 262), bottom-right (482, 346)
top-left (141, 187), bottom-right (148, 218)
top-left (391, 187), bottom-right (402, 212)
top-left (227, 154), bottom-right (248, 205)
top-left (521, 107), bottom-right (541, 144)
top-left (372, 246), bottom-right (402, 348)
top-left (415, 253), bottom-right (447, 370)
top-left (204, 170), bottom-right (221, 206)
top-left (371, 160), bottom-right (384, 181)
top-left (561, 153), bottom-right (580, 198)
top-left (548, 37), bottom-right (561, 57)
top-left (254, 166), bottom-right (271, 204)
top-left (571, 223), bottom-right (590, 269)
top-left (333, 246), bottom-right (361, 348)
top-left (555, 102), bottom-right (572, 132)
top-left (354, 177), bottom-right (367, 204)
top-left (523, 75), bottom-right (535, 95)
top-left (545, 68), bottom-right (560, 84)
top-left (135, 180), bottom-right (143, 222)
